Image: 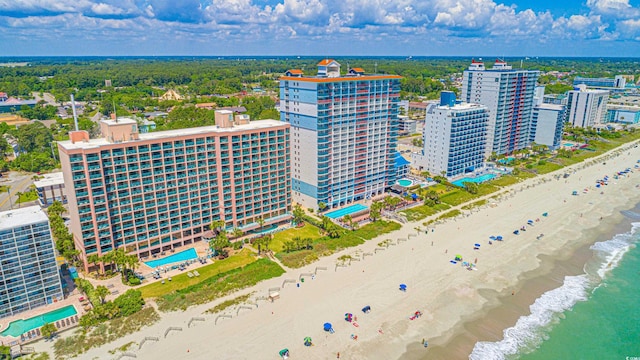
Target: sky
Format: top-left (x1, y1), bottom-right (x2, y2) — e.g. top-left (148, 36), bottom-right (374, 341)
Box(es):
top-left (1, 0), bottom-right (640, 57)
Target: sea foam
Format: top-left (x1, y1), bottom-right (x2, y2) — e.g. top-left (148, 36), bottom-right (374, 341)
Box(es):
top-left (469, 222), bottom-right (640, 360)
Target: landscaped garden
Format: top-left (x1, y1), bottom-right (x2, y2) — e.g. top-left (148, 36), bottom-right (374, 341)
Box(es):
top-left (139, 248), bottom-right (257, 299)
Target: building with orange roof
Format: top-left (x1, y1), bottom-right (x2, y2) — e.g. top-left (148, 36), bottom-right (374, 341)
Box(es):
top-left (280, 60), bottom-right (401, 210)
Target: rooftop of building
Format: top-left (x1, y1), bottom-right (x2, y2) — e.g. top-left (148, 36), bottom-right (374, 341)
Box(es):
top-left (0, 205), bottom-right (49, 231)
top-left (33, 172), bottom-right (65, 188)
top-left (437, 102), bottom-right (487, 111)
top-left (535, 103), bottom-right (565, 111)
top-left (58, 117), bottom-right (288, 150)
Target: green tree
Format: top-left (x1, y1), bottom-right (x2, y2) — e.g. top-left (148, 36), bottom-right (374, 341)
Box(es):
top-left (464, 182), bottom-right (479, 194)
top-left (256, 217), bottom-right (265, 230)
top-left (87, 254), bottom-right (101, 275)
top-left (210, 219), bottom-right (226, 235)
top-left (342, 214), bottom-right (353, 230)
top-left (40, 322), bottom-right (57, 339)
top-left (292, 204), bottom-right (305, 225)
top-left (318, 202), bottom-right (327, 212)
top-left (95, 285), bottom-right (109, 304)
top-left (210, 232), bottom-right (230, 255)
top-left (0, 345), bottom-right (10, 359)
top-left (47, 200), bottom-right (66, 217)
top-left (113, 289), bottom-right (145, 316)
top-left (231, 227), bottom-right (243, 239)
top-left (12, 122), bottom-right (53, 153)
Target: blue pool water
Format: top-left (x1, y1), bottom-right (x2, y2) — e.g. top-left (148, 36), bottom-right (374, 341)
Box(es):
top-left (325, 204), bottom-right (369, 219)
top-left (144, 248), bottom-right (198, 269)
top-left (0, 305), bottom-right (77, 338)
top-left (397, 179), bottom-right (413, 187)
top-left (249, 224), bottom-right (278, 234)
top-left (452, 173), bottom-right (496, 187)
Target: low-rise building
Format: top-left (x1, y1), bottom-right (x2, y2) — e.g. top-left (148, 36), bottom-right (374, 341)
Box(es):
top-left (34, 172), bottom-right (67, 206)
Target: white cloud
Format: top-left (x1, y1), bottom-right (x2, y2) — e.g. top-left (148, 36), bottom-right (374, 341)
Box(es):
top-left (1, 0), bottom-right (640, 55)
top-left (587, 0), bottom-right (639, 18)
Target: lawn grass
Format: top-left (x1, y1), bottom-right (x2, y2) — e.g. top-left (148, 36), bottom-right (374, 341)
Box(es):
top-left (16, 190), bottom-right (38, 203)
top-left (400, 203), bottom-right (451, 221)
top-left (529, 161), bottom-right (564, 174)
top-left (276, 220), bottom-right (401, 268)
top-left (53, 307), bottom-right (160, 359)
top-left (489, 175), bottom-right (520, 187)
top-left (270, 224), bottom-right (323, 253)
top-left (155, 258), bottom-right (285, 312)
top-left (440, 189), bottom-right (477, 206)
top-left (139, 249), bottom-right (256, 299)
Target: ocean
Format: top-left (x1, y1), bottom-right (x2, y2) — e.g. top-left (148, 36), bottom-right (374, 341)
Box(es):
top-left (470, 209), bottom-right (640, 360)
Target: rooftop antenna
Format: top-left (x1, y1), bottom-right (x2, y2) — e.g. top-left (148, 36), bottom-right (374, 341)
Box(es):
top-left (70, 94), bottom-right (79, 131)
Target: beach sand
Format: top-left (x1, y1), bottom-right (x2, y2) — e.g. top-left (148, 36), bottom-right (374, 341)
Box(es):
top-left (33, 142), bottom-right (640, 360)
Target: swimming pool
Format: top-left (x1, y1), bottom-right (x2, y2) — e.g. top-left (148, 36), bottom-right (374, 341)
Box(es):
top-left (452, 173), bottom-right (496, 187)
top-left (325, 204), bottom-right (369, 219)
top-left (144, 248), bottom-right (198, 269)
top-left (0, 305), bottom-right (77, 338)
top-left (397, 178), bottom-right (413, 187)
top-left (564, 142), bottom-right (574, 147)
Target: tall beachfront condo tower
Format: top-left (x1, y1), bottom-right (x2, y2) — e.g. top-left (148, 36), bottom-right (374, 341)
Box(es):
top-left (532, 104), bottom-right (566, 150)
top-left (462, 59), bottom-right (540, 156)
top-left (280, 60), bottom-right (401, 210)
top-left (58, 112), bottom-right (291, 271)
top-left (413, 92), bottom-right (489, 177)
top-left (0, 206), bottom-right (63, 319)
top-left (566, 85), bottom-right (609, 128)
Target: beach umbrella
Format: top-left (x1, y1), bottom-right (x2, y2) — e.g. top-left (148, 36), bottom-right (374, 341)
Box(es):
top-left (323, 323), bottom-right (333, 332)
top-left (362, 305), bottom-right (371, 313)
top-left (279, 349), bottom-right (290, 358)
top-left (474, 243), bottom-right (481, 247)
top-left (455, 255), bottom-right (462, 261)
top-left (496, 236), bottom-right (503, 240)
top-left (399, 284), bottom-right (407, 291)
top-left (489, 236), bottom-right (496, 240)
top-left (303, 337), bottom-right (312, 346)
top-left (345, 313), bottom-right (353, 322)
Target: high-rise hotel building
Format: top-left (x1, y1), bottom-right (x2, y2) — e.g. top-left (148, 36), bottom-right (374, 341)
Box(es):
top-left (462, 59), bottom-right (539, 156)
top-left (59, 111), bottom-right (291, 270)
top-left (280, 60), bottom-right (401, 210)
top-left (413, 92), bottom-right (489, 177)
top-left (0, 206), bottom-right (63, 318)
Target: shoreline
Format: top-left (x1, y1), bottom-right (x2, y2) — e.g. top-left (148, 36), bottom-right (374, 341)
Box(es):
top-left (30, 141), bottom-right (640, 360)
top-left (416, 204), bottom-right (637, 360)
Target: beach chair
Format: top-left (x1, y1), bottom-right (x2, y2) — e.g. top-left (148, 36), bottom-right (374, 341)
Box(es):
top-left (187, 272), bottom-right (194, 278)
top-left (194, 270), bottom-right (200, 277)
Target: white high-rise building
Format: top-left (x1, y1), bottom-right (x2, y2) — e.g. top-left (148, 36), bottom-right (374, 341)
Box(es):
top-left (413, 92), bottom-right (489, 177)
top-left (566, 85), bottom-right (609, 128)
top-left (0, 206), bottom-right (63, 318)
top-left (462, 59), bottom-right (540, 156)
top-left (532, 104), bottom-right (565, 150)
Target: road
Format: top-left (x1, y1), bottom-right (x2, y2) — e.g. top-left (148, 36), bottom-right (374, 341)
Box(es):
top-left (0, 173), bottom-right (35, 211)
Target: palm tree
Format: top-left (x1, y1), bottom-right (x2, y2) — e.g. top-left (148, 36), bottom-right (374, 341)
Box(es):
top-left (47, 201), bottom-right (66, 217)
top-left (40, 323), bottom-right (57, 340)
top-left (87, 254), bottom-right (101, 275)
top-left (342, 214), bottom-right (353, 230)
top-left (318, 202), bottom-right (327, 212)
top-left (95, 285), bottom-right (109, 304)
top-left (231, 227), bottom-right (243, 239)
top-left (210, 219), bottom-right (226, 235)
